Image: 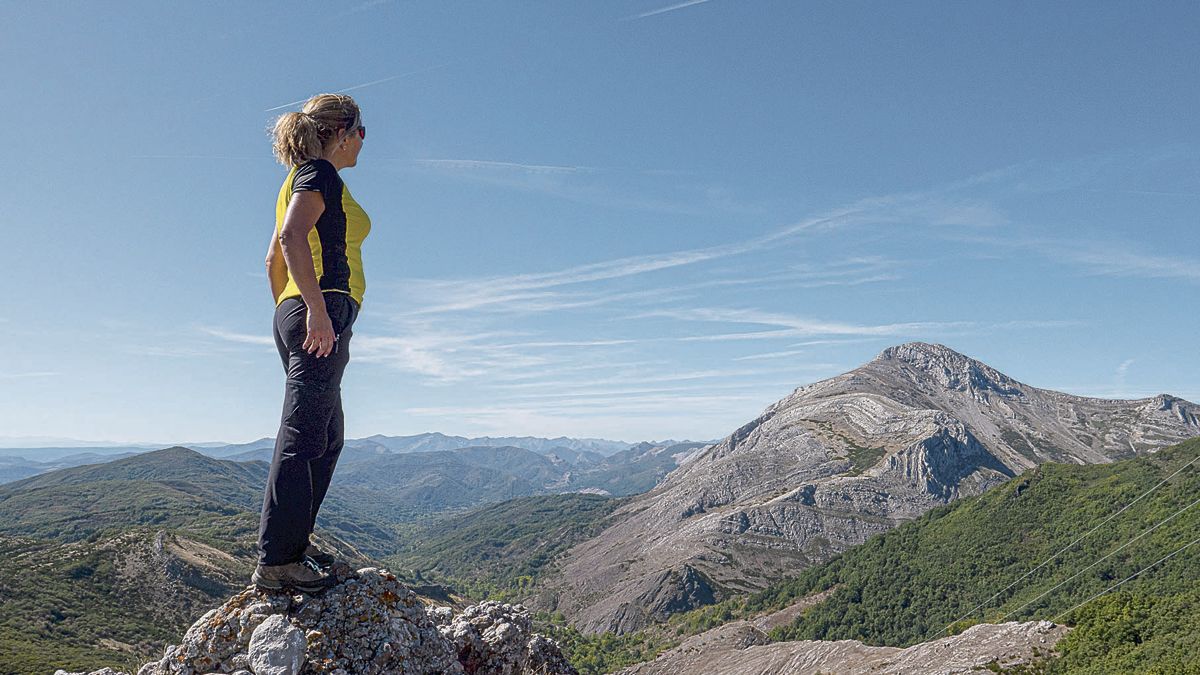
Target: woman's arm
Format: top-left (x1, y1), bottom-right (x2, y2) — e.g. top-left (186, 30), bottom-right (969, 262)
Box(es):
top-left (265, 231), bottom-right (288, 302)
top-left (277, 191), bottom-right (336, 358)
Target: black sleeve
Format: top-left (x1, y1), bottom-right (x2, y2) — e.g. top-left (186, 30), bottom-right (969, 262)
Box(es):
top-left (292, 159), bottom-right (338, 197)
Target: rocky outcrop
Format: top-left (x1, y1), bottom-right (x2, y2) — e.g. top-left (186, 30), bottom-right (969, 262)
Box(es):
top-left (57, 567), bottom-right (576, 675)
top-left (618, 619), bottom-right (1068, 675)
top-left (542, 343), bottom-right (1200, 633)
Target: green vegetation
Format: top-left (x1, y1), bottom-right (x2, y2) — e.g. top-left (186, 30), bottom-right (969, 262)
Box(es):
top-left (844, 441), bottom-right (887, 476)
top-left (801, 418), bottom-right (887, 475)
top-left (7, 438), bottom-right (1200, 673)
top-left (388, 493), bottom-right (626, 601)
top-left (0, 531), bottom-right (231, 675)
top-left (659, 437), bottom-right (1200, 673)
top-left (1000, 429), bottom-right (1040, 461)
top-left (536, 613), bottom-right (678, 675)
top-left (1049, 589), bottom-right (1200, 673)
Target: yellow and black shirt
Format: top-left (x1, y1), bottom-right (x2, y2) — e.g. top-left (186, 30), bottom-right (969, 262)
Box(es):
top-left (274, 159), bottom-right (370, 306)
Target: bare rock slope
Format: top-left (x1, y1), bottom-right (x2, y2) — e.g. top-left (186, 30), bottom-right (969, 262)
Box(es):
top-left (618, 619), bottom-right (1068, 675)
top-left (544, 343), bottom-right (1200, 633)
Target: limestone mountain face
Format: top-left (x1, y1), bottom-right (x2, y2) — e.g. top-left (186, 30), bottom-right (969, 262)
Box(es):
top-left (543, 343), bottom-right (1200, 633)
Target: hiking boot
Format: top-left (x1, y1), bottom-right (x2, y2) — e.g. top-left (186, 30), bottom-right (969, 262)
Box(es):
top-left (252, 558), bottom-right (338, 593)
top-left (304, 543), bottom-right (337, 568)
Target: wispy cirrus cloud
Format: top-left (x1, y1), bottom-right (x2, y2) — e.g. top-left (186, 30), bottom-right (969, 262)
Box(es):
top-left (408, 158), bottom-right (753, 215)
top-left (947, 232), bottom-right (1200, 283)
top-left (1063, 246), bottom-right (1200, 282)
top-left (383, 176), bottom-right (1011, 319)
top-left (634, 307), bottom-right (972, 341)
top-left (203, 160), bottom-right (1103, 439)
top-left (387, 208), bottom-right (871, 317)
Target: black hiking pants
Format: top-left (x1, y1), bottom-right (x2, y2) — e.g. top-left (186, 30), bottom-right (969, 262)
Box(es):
top-left (257, 292), bottom-right (359, 566)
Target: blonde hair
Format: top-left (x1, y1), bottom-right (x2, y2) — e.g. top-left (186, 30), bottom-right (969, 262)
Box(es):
top-left (271, 94), bottom-right (361, 167)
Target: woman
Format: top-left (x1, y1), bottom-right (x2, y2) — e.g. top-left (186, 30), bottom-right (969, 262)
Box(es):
top-left (254, 93), bottom-right (369, 592)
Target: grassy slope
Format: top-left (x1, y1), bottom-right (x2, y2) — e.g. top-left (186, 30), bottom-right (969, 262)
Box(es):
top-left (387, 493), bottom-right (627, 601)
top-left (0, 530), bottom-right (241, 675)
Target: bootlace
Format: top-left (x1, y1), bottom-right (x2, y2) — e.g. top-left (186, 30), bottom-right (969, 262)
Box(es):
top-left (301, 557), bottom-right (324, 575)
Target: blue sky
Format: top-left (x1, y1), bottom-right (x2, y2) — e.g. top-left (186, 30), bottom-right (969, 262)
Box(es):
top-left (1, 1), bottom-right (1197, 445)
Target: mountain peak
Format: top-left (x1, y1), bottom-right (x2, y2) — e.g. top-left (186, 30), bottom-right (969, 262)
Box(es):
top-left (870, 342), bottom-right (1024, 397)
top-left (876, 342), bottom-right (975, 366)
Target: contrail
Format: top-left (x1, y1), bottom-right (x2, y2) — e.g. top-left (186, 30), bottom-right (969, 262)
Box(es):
top-left (264, 62), bottom-right (458, 112)
top-left (625, 0), bottom-right (711, 21)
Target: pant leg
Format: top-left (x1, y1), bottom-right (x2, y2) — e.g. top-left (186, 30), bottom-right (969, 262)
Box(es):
top-left (308, 391), bottom-right (343, 537)
top-left (257, 295), bottom-right (354, 566)
top-left (306, 299), bottom-right (355, 538)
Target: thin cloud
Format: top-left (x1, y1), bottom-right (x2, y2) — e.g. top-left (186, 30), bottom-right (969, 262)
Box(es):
top-left (1115, 358), bottom-right (1135, 390)
top-left (411, 157), bottom-right (686, 177)
top-left (407, 160), bottom-right (757, 216)
top-left (635, 307), bottom-right (970, 340)
top-left (1065, 246), bottom-right (1200, 282)
top-left (624, 0), bottom-right (712, 21)
top-left (943, 232), bottom-right (1200, 284)
top-left (414, 159), bottom-right (592, 174)
top-left (1080, 188), bottom-right (1200, 198)
top-left (489, 338), bottom-right (639, 349)
top-left (0, 371), bottom-right (58, 379)
top-left (203, 328), bottom-right (275, 347)
top-left (265, 62), bottom-right (458, 112)
top-left (497, 378), bottom-right (826, 402)
top-left (734, 349), bottom-right (812, 362)
top-left (484, 362), bottom-right (842, 393)
top-left (131, 155), bottom-right (259, 160)
top-left (1046, 385), bottom-right (1196, 403)
top-left (340, 0), bottom-right (394, 16)
top-left (392, 208), bottom-right (866, 316)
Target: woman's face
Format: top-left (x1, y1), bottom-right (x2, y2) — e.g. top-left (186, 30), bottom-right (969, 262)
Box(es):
top-left (330, 116), bottom-right (365, 169)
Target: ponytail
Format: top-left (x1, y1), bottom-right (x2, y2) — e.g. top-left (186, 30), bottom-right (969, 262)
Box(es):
top-left (270, 94), bottom-right (361, 167)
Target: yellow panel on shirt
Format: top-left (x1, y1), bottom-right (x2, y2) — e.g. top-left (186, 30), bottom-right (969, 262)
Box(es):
top-left (274, 159), bottom-right (370, 306)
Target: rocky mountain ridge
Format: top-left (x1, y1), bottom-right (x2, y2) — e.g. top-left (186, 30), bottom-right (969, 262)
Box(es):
top-left (542, 342), bottom-right (1200, 633)
top-left (55, 567), bottom-right (577, 675)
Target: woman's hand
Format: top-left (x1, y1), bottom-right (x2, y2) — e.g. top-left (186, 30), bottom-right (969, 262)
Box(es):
top-left (304, 305), bottom-right (336, 357)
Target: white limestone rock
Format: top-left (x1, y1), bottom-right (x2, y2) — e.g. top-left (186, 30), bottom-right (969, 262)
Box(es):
top-left (247, 615), bottom-right (306, 675)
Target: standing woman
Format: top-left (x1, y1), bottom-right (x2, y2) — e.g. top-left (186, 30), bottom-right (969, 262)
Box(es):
top-left (254, 94), bottom-right (369, 592)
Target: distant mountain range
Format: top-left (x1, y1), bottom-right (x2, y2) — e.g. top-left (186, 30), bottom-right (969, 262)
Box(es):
top-left (540, 342), bottom-right (1200, 633)
top-left (0, 433), bottom-right (698, 485)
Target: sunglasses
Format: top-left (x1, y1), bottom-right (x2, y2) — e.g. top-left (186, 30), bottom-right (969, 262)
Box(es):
top-left (345, 117), bottom-right (366, 140)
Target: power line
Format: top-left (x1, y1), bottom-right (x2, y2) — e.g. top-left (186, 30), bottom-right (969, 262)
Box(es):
top-left (1052, 533), bottom-right (1200, 624)
top-left (933, 451), bottom-right (1200, 639)
top-left (998, 493), bottom-right (1200, 622)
